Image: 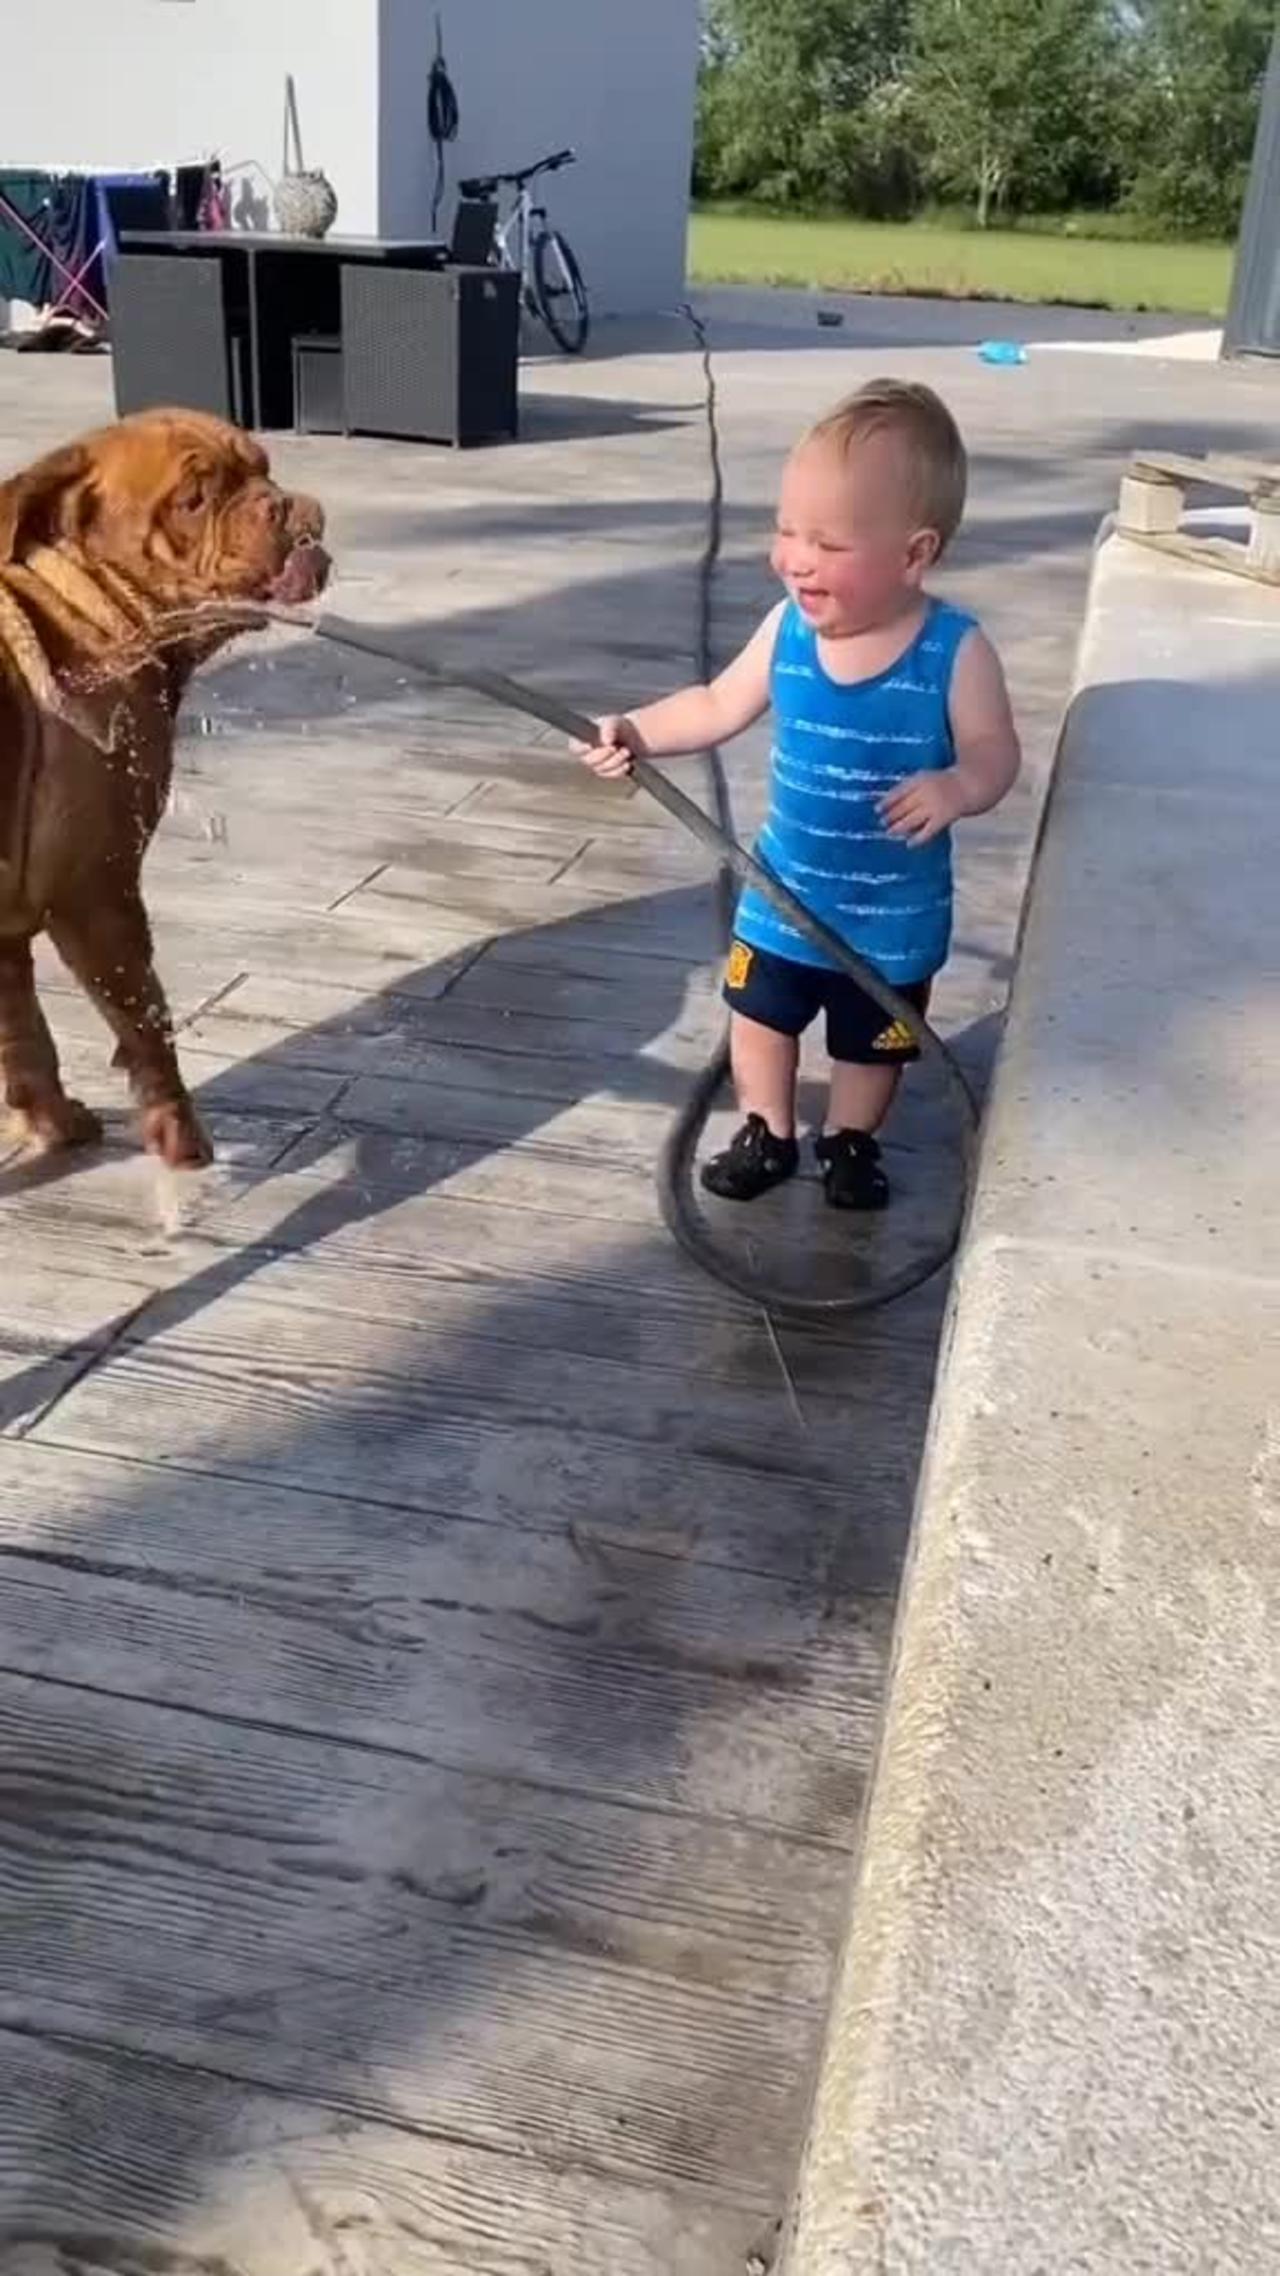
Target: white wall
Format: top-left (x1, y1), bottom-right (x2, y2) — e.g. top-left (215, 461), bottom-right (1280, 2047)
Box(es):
top-left (0, 0), bottom-right (697, 314)
top-left (379, 0), bottom-right (699, 313)
top-left (0, 0), bottom-right (381, 233)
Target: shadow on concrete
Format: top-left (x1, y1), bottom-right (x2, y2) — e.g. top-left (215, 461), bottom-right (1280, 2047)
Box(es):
top-left (518, 393), bottom-right (694, 444)
top-left (0, 856), bottom-right (971, 2258)
top-left (0, 868), bottom-right (979, 1432)
top-left (310, 405), bottom-right (1280, 605)
top-left (0, 334), bottom-right (1113, 2251)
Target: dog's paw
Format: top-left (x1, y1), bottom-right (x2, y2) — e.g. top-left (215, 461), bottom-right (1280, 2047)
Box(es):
top-left (142, 1099), bottom-right (213, 1170)
top-left (11, 1095), bottom-right (104, 1152)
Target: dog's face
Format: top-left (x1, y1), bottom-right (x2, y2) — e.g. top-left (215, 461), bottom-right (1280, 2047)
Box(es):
top-left (0, 408), bottom-right (330, 607)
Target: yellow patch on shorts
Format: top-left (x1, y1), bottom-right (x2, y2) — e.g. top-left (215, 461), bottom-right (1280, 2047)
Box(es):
top-left (725, 940), bottom-right (755, 991)
top-left (871, 1017), bottom-right (916, 1053)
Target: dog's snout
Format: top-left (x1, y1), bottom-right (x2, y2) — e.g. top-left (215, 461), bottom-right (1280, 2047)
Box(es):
top-left (272, 535), bottom-right (332, 604)
top-left (287, 492), bottom-right (326, 545)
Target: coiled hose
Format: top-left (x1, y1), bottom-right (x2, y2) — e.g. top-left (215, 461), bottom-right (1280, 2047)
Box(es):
top-left (426, 15), bottom-right (460, 235)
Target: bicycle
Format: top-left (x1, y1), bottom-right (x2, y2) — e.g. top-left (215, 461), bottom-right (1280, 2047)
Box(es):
top-left (457, 147), bottom-right (590, 356)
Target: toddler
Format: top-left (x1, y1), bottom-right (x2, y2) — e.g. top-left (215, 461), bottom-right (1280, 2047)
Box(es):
top-left (578, 379), bottom-right (1020, 1210)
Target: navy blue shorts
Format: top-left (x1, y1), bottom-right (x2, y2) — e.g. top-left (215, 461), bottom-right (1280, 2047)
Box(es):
top-left (723, 939), bottom-right (930, 1065)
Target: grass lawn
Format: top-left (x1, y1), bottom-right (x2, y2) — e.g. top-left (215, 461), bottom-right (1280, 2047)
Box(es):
top-left (689, 209), bottom-right (1233, 317)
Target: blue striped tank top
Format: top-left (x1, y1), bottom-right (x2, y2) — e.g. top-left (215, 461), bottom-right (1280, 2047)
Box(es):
top-left (734, 595), bottom-right (975, 984)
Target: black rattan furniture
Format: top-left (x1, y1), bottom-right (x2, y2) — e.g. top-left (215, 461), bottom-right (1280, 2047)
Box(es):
top-left (114, 231), bottom-right (446, 431)
top-left (341, 264), bottom-right (519, 446)
top-left (449, 196), bottom-right (497, 265)
top-left (292, 333), bottom-right (345, 434)
top-left (109, 251), bottom-right (250, 423)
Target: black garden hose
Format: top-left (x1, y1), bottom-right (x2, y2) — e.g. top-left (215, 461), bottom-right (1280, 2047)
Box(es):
top-left (427, 16), bottom-right (459, 236)
top-left (290, 614), bottom-right (981, 1320)
top-left (90, 598), bottom-right (978, 1318)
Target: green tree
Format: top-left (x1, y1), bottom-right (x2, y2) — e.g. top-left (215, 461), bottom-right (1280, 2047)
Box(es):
top-left (1119, 0), bottom-right (1273, 237)
top-left (696, 0), bottom-right (917, 213)
top-left (908, 0), bottom-right (1120, 225)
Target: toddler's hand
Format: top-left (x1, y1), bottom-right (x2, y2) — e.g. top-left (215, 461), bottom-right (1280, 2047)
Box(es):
top-left (574, 714), bottom-right (640, 780)
top-left (878, 770), bottom-right (966, 846)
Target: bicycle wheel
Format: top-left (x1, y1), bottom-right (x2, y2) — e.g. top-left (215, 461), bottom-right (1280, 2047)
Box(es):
top-left (532, 228), bottom-right (590, 354)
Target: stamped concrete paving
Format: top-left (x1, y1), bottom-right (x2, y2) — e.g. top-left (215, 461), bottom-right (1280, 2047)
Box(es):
top-left (0, 311), bottom-right (1275, 2273)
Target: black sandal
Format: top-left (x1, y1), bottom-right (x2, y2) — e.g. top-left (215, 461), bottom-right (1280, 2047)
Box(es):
top-left (814, 1128), bottom-right (890, 1212)
top-left (701, 1113), bottom-right (799, 1202)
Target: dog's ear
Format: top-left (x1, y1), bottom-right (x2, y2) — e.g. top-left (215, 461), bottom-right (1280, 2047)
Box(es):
top-left (0, 443), bottom-right (95, 564)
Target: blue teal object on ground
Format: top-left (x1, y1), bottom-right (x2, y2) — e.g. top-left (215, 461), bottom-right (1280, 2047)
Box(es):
top-left (978, 340), bottom-right (1028, 365)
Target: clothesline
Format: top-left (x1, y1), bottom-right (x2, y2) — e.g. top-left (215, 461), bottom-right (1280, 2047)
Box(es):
top-left (10, 158), bottom-right (217, 176)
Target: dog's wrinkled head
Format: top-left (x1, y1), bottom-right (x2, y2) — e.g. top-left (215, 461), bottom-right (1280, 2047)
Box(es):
top-left (0, 408), bottom-right (330, 607)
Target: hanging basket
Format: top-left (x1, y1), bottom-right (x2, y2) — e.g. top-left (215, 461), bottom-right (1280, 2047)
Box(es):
top-left (274, 74), bottom-right (338, 239)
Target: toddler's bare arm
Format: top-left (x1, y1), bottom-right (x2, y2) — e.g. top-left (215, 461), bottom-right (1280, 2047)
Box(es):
top-left (576, 601), bottom-right (783, 779)
top-left (946, 629), bottom-right (1021, 816)
top-left (880, 629), bottom-right (1021, 845)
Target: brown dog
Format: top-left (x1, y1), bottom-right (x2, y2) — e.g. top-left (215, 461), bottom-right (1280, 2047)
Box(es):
top-left (0, 408), bottom-right (328, 1168)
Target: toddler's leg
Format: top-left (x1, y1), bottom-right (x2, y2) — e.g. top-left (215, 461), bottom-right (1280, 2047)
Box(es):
top-left (704, 945), bottom-right (813, 1202)
top-left (732, 1011), bottom-right (798, 1139)
top-left (825, 1059), bottom-right (900, 1138)
top-left (817, 978), bottom-right (930, 1212)
top-left (701, 1012), bottom-right (801, 1202)
top-left (816, 1060), bottom-right (899, 1211)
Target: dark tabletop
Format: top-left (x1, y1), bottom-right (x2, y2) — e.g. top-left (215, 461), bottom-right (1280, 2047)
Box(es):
top-left (120, 231), bottom-right (446, 261)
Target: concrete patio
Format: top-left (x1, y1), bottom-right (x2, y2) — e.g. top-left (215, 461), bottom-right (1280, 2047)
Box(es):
top-left (0, 302), bottom-right (1276, 2273)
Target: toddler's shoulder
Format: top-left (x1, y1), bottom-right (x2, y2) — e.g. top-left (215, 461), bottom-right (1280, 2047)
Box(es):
top-left (925, 591), bottom-right (980, 640)
top-left (925, 597), bottom-right (1010, 675)
top-left (914, 595), bottom-right (979, 688)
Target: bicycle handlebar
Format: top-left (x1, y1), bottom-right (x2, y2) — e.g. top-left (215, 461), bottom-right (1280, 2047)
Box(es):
top-left (459, 147), bottom-right (576, 198)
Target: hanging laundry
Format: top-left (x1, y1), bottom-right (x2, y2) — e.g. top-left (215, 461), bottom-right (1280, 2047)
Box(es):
top-left (47, 173), bottom-right (95, 292)
top-left (174, 164), bottom-right (209, 231)
top-left (0, 173), bottom-right (56, 306)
